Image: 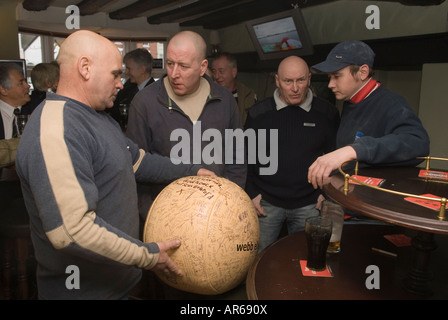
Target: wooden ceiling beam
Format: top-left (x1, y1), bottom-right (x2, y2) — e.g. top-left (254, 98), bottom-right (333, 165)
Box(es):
top-left (75, 0), bottom-right (113, 16)
top-left (22, 0), bottom-right (53, 11)
top-left (180, 0), bottom-right (337, 29)
top-left (146, 0), bottom-right (254, 24)
top-left (180, 0), bottom-right (292, 29)
top-left (109, 0), bottom-right (185, 20)
top-left (22, 0), bottom-right (446, 30)
top-left (381, 0), bottom-right (445, 5)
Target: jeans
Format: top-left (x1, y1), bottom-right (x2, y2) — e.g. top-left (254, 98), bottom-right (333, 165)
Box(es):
top-left (258, 199), bottom-right (319, 252)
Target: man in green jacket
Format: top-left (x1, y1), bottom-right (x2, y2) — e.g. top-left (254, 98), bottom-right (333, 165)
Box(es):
top-left (212, 52), bottom-right (257, 124)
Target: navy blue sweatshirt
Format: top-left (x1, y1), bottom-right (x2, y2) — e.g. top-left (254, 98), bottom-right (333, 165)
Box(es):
top-left (16, 94), bottom-right (201, 299)
top-left (245, 95), bottom-right (340, 209)
top-left (338, 85), bottom-right (429, 167)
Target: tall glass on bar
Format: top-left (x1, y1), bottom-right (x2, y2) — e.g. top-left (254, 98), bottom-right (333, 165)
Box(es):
top-left (321, 200), bottom-right (345, 253)
top-left (305, 216), bottom-right (332, 271)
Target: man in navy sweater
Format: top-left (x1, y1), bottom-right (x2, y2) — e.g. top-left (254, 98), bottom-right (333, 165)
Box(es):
top-left (308, 40), bottom-right (429, 189)
top-left (245, 56), bottom-right (340, 251)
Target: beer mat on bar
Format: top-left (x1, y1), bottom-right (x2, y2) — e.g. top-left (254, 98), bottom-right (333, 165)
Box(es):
top-left (384, 234), bottom-right (411, 247)
top-left (418, 169), bottom-right (448, 180)
top-left (404, 193), bottom-right (441, 211)
top-left (299, 260), bottom-right (333, 277)
top-left (349, 175), bottom-right (385, 186)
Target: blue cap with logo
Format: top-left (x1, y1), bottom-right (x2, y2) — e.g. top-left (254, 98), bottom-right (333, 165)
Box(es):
top-left (312, 40), bottom-right (375, 73)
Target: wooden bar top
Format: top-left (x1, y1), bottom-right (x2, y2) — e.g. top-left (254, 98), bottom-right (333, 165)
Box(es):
top-left (246, 224), bottom-right (448, 300)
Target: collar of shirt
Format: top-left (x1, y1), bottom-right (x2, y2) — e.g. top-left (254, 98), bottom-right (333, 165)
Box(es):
top-left (349, 77), bottom-right (380, 103)
top-left (138, 77), bottom-right (152, 91)
top-left (0, 99), bottom-right (21, 139)
top-left (274, 88), bottom-right (313, 112)
top-left (0, 99), bottom-right (18, 119)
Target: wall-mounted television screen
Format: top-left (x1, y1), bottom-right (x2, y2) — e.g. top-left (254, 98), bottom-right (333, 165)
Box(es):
top-left (246, 8), bottom-right (313, 60)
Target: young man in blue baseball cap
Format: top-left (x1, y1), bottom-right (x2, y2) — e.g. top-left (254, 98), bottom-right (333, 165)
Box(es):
top-left (307, 40), bottom-right (430, 189)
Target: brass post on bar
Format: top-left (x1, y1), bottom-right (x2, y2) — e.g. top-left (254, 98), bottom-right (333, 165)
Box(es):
top-left (425, 156), bottom-right (430, 171)
top-left (439, 198), bottom-right (447, 220)
top-left (343, 174), bottom-right (350, 195)
top-left (417, 156), bottom-right (448, 171)
top-left (339, 157), bottom-right (448, 221)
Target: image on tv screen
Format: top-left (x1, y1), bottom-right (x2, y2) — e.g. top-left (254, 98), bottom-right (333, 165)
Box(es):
top-left (253, 17), bottom-right (303, 53)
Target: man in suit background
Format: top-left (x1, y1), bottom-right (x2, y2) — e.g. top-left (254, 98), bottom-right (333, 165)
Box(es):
top-left (0, 63), bottom-right (30, 140)
top-left (109, 48), bottom-right (155, 126)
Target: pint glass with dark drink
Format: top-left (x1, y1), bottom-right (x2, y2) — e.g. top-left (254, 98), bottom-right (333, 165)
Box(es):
top-left (305, 216), bottom-right (332, 271)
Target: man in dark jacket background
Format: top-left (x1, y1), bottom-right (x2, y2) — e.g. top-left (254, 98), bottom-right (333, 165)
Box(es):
top-left (211, 52), bottom-right (257, 124)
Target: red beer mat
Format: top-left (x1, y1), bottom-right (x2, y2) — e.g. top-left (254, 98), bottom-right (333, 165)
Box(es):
top-left (299, 260), bottom-right (333, 277)
top-left (384, 234), bottom-right (412, 247)
top-left (419, 170), bottom-right (448, 181)
top-left (349, 175), bottom-right (384, 186)
top-left (404, 193), bottom-right (442, 211)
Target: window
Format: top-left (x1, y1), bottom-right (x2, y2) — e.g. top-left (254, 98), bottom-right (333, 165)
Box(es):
top-left (115, 40), bottom-right (166, 82)
top-left (136, 41), bottom-right (165, 81)
top-left (18, 32), bottom-right (166, 86)
top-left (19, 34), bottom-right (42, 66)
top-left (19, 33), bottom-right (66, 88)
